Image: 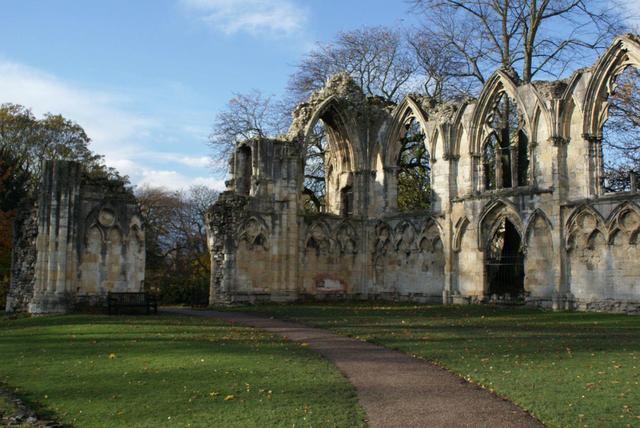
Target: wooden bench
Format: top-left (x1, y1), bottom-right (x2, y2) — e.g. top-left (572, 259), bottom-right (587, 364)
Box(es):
top-left (107, 292), bottom-right (158, 315)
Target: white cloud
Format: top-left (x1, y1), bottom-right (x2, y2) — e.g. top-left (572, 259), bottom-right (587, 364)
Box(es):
top-left (0, 60), bottom-right (155, 162)
top-left (137, 169), bottom-right (226, 191)
top-left (181, 0), bottom-right (308, 36)
top-left (0, 59), bottom-right (223, 191)
top-left (152, 153), bottom-right (212, 168)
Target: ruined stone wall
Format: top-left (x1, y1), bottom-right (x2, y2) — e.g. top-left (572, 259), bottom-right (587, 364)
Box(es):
top-left (6, 160), bottom-right (145, 313)
top-left (4, 201), bottom-right (37, 312)
top-left (206, 35), bottom-right (640, 312)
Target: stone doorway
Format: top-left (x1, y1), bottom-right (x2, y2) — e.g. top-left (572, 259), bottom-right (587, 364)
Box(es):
top-left (486, 219), bottom-right (524, 300)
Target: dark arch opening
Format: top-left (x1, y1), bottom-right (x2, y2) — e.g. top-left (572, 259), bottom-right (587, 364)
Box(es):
top-left (486, 218), bottom-right (524, 299)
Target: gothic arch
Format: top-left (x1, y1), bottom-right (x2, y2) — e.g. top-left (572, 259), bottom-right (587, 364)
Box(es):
top-left (394, 220), bottom-right (418, 252)
top-left (549, 71), bottom-right (584, 144)
top-left (453, 216), bottom-right (470, 253)
top-left (373, 221), bottom-right (393, 254)
top-left (450, 101), bottom-right (472, 158)
top-left (238, 216), bottom-right (270, 250)
top-left (384, 96), bottom-right (430, 168)
top-left (582, 35), bottom-right (640, 138)
top-left (565, 204), bottom-right (607, 250)
top-left (418, 218), bottom-right (444, 252)
top-left (470, 70), bottom-right (533, 155)
top-left (469, 71), bottom-right (550, 191)
top-left (336, 221), bottom-right (358, 254)
top-left (304, 95), bottom-right (361, 171)
top-left (524, 209), bottom-right (554, 248)
top-left (305, 220), bottom-right (333, 255)
top-left (606, 201), bottom-right (640, 244)
top-left (478, 199), bottom-right (525, 250)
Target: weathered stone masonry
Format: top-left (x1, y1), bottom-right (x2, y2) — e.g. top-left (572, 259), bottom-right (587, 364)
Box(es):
top-left (5, 160), bottom-right (145, 313)
top-left (207, 35), bottom-right (640, 312)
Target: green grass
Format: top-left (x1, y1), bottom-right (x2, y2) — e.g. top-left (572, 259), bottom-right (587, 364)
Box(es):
top-left (235, 303), bottom-right (640, 428)
top-left (0, 314), bottom-right (364, 428)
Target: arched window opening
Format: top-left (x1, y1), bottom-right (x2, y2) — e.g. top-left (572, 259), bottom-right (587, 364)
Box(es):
top-left (340, 185), bottom-right (353, 217)
top-left (397, 117), bottom-right (431, 212)
top-left (236, 145), bottom-right (252, 196)
top-left (483, 92), bottom-right (529, 191)
top-left (486, 218), bottom-right (524, 300)
top-left (602, 66), bottom-right (640, 193)
top-left (303, 122), bottom-right (327, 213)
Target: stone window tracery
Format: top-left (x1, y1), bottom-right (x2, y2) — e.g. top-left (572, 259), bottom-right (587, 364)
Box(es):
top-left (482, 92), bottom-right (529, 191)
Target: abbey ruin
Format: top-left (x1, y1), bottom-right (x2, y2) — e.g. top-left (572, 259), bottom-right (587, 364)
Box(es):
top-left (206, 35), bottom-right (640, 312)
top-left (5, 160), bottom-right (145, 313)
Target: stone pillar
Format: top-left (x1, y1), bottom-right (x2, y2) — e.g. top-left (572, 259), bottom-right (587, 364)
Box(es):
top-left (584, 134), bottom-right (603, 196)
top-left (29, 161), bottom-right (81, 314)
top-left (383, 166), bottom-right (399, 212)
top-left (551, 136), bottom-right (570, 310)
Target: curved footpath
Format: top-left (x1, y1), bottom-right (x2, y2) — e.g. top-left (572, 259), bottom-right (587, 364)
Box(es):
top-left (163, 308), bottom-right (543, 428)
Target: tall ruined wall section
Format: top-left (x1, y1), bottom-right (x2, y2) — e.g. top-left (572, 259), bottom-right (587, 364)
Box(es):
top-left (4, 201), bottom-right (38, 312)
top-left (208, 35), bottom-right (640, 312)
top-left (6, 160), bottom-right (145, 313)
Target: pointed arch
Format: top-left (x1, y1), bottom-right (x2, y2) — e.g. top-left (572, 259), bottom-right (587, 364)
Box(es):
top-left (565, 204), bottom-right (606, 232)
top-left (384, 95), bottom-right (430, 167)
top-left (336, 221), bottom-right (358, 254)
top-left (478, 199), bottom-right (524, 250)
top-left (373, 220), bottom-right (393, 254)
top-left (418, 217), bottom-right (444, 253)
top-left (606, 201), bottom-right (640, 244)
top-left (582, 35), bottom-right (640, 138)
top-left (450, 101), bottom-right (472, 158)
top-left (394, 220), bottom-right (418, 252)
top-left (525, 209), bottom-right (554, 241)
top-left (453, 216), bottom-right (470, 253)
top-left (470, 70), bottom-right (532, 155)
top-left (303, 95), bottom-right (361, 170)
top-left (304, 220), bottom-right (333, 256)
top-left (238, 216), bottom-right (270, 250)
top-left (565, 204), bottom-right (607, 249)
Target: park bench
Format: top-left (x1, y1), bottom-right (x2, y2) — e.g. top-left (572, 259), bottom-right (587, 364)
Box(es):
top-left (107, 292), bottom-right (158, 315)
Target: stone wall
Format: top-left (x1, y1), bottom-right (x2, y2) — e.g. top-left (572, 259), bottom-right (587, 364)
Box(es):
top-left (4, 201), bottom-right (37, 312)
top-left (206, 35), bottom-right (640, 312)
top-left (6, 160), bottom-right (145, 313)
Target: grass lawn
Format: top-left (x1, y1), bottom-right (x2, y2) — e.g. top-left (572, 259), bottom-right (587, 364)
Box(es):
top-left (0, 314), bottom-right (364, 428)
top-left (236, 303), bottom-right (640, 428)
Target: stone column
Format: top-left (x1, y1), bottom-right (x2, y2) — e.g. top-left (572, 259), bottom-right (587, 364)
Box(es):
top-left (29, 160), bottom-right (81, 314)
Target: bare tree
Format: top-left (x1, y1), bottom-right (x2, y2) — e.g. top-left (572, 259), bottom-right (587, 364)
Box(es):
top-left (136, 185), bottom-right (218, 303)
top-left (407, 28), bottom-right (480, 100)
top-left (410, 0), bottom-right (628, 87)
top-left (289, 26), bottom-right (418, 103)
top-left (302, 123), bottom-right (327, 213)
top-left (208, 90), bottom-right (286, 164)
top-left (602, 67), bottom-right (640, 192)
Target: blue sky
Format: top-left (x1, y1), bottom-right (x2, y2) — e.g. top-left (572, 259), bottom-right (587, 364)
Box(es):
top-left (0, 0), bottom-right (416, 190)
top-left (1, 1), bottom-right (638, 191)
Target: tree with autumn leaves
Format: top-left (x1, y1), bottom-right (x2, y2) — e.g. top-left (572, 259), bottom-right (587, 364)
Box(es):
top-left (0, 103), bottom-right (126, 306)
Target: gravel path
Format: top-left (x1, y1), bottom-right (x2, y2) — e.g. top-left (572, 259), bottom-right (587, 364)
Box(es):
top-left (163, 308), bottom-right (544, 428)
